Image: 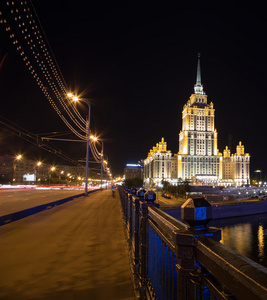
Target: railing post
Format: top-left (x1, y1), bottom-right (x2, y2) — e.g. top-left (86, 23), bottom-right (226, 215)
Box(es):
top-left (134, 197), bottom-right (140, 267)
top-left (175, 232), bottom-right (196, 300)
top-left (129, 187), bottom-right (137, 242)
top-left (140, 201), bottom-right (148, 298)
top-left (122, 187), bottom-right (128, 219)
top-left (125, 188), bottom-right (130, 224)
top-left (139, 190), bottom-right (159, 298)
top-left (175, 197), bottom-right (221, 300)
top-left (132, 189), bottom-right (146, 275)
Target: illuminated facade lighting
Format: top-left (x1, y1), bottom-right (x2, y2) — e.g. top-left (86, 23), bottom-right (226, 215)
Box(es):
top-left (144, 54), bottom-right (250, 187)
top-left (144, 138), bottom-right (177, 187)
top-left (177, 55), bottom-right (250, 186)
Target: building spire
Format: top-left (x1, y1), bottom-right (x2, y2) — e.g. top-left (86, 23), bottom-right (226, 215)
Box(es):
top-left (194, 53), bottom-right (204, 95)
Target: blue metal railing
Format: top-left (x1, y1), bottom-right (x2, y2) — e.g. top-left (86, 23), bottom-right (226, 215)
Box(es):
top-left (148, 226), bottom-right (177, 300)
top-left (118, 186), bottom-right (267, 300)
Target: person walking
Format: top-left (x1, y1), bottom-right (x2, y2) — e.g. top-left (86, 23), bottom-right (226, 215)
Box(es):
top-left (112, 185), bottom-right (116, 197)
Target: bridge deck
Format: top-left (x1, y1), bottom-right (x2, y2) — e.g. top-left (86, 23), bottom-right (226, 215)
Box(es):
top-left (0, 189), bottom-right (136, 300)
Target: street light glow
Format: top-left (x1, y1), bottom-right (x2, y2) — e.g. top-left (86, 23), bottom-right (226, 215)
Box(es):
top-left (67, 91), bottom-right (91, 195)
top-left (90, 135), bottom-right (97, 141)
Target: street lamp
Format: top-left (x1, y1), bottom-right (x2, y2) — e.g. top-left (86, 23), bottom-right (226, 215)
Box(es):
top-left (13, 154), bottom-right (22, 184)
top-left (91, 136), bottom-right (105, 189)
top-left (68, 93), bottom-right (91, 196)
top-left (103, 159), bottom-right (108, 189)
top-left (100, 140), bottom-right (104, 189)
top-left (49, 166), bottom-right (55, 185)
top-left (35, 161), bottom-right (42, 184)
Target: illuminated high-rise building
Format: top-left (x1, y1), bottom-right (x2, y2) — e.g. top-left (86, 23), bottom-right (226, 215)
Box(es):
top-left (177, 54), bottom-right (222, 184)
top-left (144, 55), bottom-right (250, 186)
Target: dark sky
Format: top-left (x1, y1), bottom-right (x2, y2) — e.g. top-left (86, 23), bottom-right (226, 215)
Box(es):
top-left (0, 1), bottom-right (267, 177)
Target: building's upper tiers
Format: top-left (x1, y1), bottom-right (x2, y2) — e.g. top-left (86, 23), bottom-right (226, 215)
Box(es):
top-left (146, 137), bottom-right (171, 160)
top-left (223, 142), bottom-right (250, 158)
top-left (184, 94), bottom-right (214, 110)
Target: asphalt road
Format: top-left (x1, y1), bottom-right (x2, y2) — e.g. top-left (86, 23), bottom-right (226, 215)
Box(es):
top-left (156, 195), bottom-right (186, 207)
top-left (0, 189), bottom-right (84, 216)
top-left (0, 189), bottom-right (135, 300)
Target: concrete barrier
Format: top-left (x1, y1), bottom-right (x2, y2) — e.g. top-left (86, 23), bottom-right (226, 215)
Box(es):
top-left (212, 201), bottom-right (267, 219)
top-left (163, 201), bottom-right (267, 220)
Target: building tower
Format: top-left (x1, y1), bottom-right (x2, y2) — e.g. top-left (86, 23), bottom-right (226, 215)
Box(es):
top-left (177, 54), bottom-right (222, 184)
top-left (231, 142), bottom-right (250, 186)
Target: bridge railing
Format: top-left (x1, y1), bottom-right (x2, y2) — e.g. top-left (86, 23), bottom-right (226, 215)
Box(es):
top-left (118, 186), bottom-right (267, 300)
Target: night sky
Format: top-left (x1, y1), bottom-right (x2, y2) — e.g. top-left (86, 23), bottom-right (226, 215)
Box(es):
top-left (0, 1), bottom-right (267, 177)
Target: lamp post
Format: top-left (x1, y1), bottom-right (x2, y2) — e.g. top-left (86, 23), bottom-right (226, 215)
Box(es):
top-left (13, 154), bottom-right (22, 184)
top-left (35, 161), bottom-right (42, 184)
top-left (49, 166), bottom-right (55, 185)
top-left (100, 140), bottom-right (104, 189)
top-left (59, 170), bottom-right (64, 184)
top-left (68, 93), bottom-right (91, 196)
top-left (89, 135), bottom-right (104, 189)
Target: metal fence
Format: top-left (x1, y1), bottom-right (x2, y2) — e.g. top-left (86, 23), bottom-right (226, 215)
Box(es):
top-left (118, 186), bottom-right (267, 300)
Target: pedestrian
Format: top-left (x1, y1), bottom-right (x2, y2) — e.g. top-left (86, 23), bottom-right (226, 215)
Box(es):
top-left (112, 185), bottom-right (116, 197)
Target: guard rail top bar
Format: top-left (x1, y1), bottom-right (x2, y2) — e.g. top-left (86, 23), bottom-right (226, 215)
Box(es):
top-left (195, 236), bottom-right (267, 300)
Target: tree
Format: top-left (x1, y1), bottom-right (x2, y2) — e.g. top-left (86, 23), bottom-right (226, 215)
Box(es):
top-left (124, 177), bottom-right (144, 188)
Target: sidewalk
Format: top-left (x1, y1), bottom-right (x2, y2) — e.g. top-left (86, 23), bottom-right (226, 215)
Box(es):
top-left (0, 189), bottom-right (136, 299)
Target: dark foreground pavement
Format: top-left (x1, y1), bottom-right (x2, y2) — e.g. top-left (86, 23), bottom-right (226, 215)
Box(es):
top-left (0, 189), bottom-right (136, 300)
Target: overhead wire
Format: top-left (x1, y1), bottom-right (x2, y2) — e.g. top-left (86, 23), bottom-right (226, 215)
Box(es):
top-left (0, 116), bottom-right (80, 165)
top-left (0, 1), bottom-right (113, 177)
top-left (0, 1), bottom-right (87, 138)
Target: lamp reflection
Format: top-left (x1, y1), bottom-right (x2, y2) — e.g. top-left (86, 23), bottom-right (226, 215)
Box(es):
top-left (221, 223), bottom-right (252, 258)
top-left (258, 224), bottom-right (264, 262)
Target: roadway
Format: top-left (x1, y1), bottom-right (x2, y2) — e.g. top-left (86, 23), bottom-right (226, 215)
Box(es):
top-left (0, 189), bottom-right (84, 216)
top-left (0, 189), bottom-right (135, 300)
top-left (0, 189), bottom-right (260, 218)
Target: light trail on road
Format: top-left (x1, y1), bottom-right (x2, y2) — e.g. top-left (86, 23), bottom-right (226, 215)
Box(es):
top-left (0, 189), bottom-right (85, 217)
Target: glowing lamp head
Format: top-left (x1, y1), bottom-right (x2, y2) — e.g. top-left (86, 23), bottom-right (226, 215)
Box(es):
top-left (67, 93), bottom-right (73, 98)
top-left (90, 135), bottom-right (97, 141)
top-left (16, 154), bottom-right (22, 160)
top-left (73, 96), bottom-right (79, 101)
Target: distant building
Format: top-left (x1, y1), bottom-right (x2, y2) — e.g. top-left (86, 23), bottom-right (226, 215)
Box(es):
top-left (143, 55), bottom-right (250, 187)
top-left (231, 142), bottom-right (250, 186)
top-left (0, 155), bottom-right (13, 183)
top-left (124, 163), bottom-right (143, 180)
top-left (144, 138), bottom-right (177, 188)
top-left (0, 154), bottom-right (86, 185)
